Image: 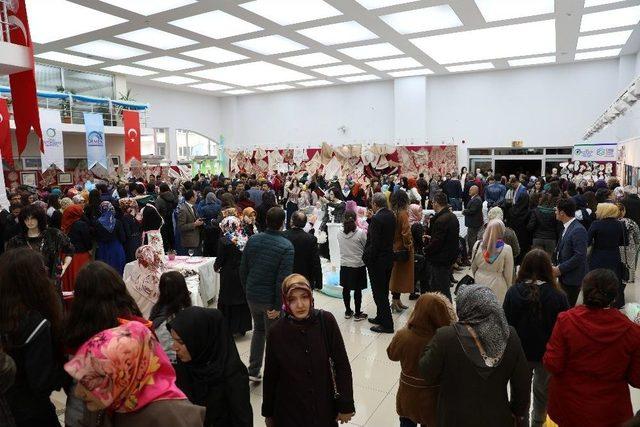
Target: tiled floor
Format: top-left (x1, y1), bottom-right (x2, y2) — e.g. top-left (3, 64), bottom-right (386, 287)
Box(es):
top-left (52, 267), bottom-right (640, 426)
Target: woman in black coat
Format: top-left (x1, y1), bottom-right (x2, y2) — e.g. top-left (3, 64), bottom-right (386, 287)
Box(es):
top-left (169, 307), bottom-right (252, 427)
top-left (263, 274), bottom-right (355, 427)
top-left (119, 198), bottom-right (142, 263)
top-left (587, 203), bottom-right (626, 307)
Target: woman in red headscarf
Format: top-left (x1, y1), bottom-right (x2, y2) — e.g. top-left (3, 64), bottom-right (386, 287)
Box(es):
top-left (61, 204), bottom-right (92, 292)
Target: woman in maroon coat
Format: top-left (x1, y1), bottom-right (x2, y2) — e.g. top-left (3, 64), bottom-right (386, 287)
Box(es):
top-left (263, 274), bottom-right (355, 427)
top-left (543, 269), bottom-right (640, 427)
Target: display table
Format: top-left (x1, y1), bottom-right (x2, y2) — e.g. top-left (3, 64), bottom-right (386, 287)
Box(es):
top-left (327, 223), bottom-right (342, 268)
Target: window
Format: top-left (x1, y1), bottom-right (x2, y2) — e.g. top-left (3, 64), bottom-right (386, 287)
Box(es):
top-left (469, 149), bottom-right (492, 156)
top-left (141, 134), bottom-right (155, 157)
top-left (545, 148), bottom-right (572, 155)
top-left (176, 129), bottom-right (217, 161)
top-left (64, 69), bottom-right (114, 98)
top-left (493, 148), bottom-right (543, 156)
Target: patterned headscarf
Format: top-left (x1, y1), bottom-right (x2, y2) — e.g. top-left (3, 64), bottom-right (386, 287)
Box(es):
top-left (72, 194), bottom-right (85, 204)
top-left (136, 245), bottom-right (163, 271)
top-left (487, 206), bottom-right (504, 221)
top-left (280, 274), bottom-right (314, 318)
top-left (64, 321), bottom-right (185, 413)
top-left (355, 206), bottom-right (368, 232)
top-left (220, 216), bottom-right (248, 251)
top-left (345, 200), bottom-right (357, 214)
top-left (32, 200), bottom-right (47, 211)
top-left (408, 204), bottom-right (423, 226)
top-left (98, 201), bottom-right (116, 233)
top-left (481, 219), bottom-right (505, 264)
top-left (456, 285), bottom-right (510, 367)
top-left (119, 197), bottom-right (139, 216)
top-left (60, 197), bottom-right (73, 212)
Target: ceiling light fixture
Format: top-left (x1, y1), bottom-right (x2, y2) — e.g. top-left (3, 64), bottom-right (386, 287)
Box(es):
top-left (187, 61), bottom-right (313, 86)
top-left (312, 64), bottom-right (365, 76)
top-left (67, 40), bottom-right (149, 60)
top-left (584, 0), bottom-right (625, 7)
top-left (190, 82), bottom-right (232, 91)
top-left (298, 80), bottom-right (334, 86)
top-left (366, 57), bottom-right (422, 70)
top-left (388, 68), bottom-right (434, 77)
top-left (170, 11), bottom-right (262, 39)
top-left (355, 0), bottom-right (420, 9)
top-left (98, 0), bottom-right (196, 15)
top-left (338, 42), bottom-right (404, 59)
top-left (580, 6), bottom-right (640, 32)
top-left (508, 55), bottom-right (556, 66)
top-left (576, 30), bottom-right (632, 49)
top-left (35, 51), bottom-right (103, 66)
top-left (474, 0), bottom-right (554, 22)
top-left (339, 74), bottom-right (381, 82)
top-left (102, 65), bottom-right (158, 76)
top-left (224, 89), bottom-right (255, 95)
top-left (574, 48), bottom-right (621, 60)
top-left (134, 56), bottom-right (202, 71)
top-left (446, 62), bottom-right (495, 72)
top-left (381, 5), bottom-right (462, 34)
top-left (181, 46), bottom-right (248, 63)
top-left (256, 84), bottom-right (295, 91)
top-left (240, 0), bottom-right (341, 25)
top-left (280, 52), bottom-right (339, 67)
top-left (152, 76), bottom-right (200, 85)
top-left (298, 21), bottom-right (378, 45)
top-left (233, 35), bottom-right (307, 55)
top-left (115, 28), bottom-right (197, 49)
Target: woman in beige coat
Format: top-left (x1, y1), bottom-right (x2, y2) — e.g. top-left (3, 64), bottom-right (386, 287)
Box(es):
top-left (390, 190), bottom-right (414, 313)
top-left (471, 219), bottom-right (514, 304)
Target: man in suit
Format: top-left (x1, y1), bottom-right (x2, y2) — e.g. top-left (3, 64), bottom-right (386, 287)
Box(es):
top-left (553, 198), bottom-right (588, 306)
top-left (423, 192), bottom-right (460, 301)
top-left (363, 192), bottom-right (396, 333)
top-left (283, 211), bottom-right (323, 290)
top-left (462, 185), bottom-right (483, 254)
top-left (177, 189), bottom-right (203, 255)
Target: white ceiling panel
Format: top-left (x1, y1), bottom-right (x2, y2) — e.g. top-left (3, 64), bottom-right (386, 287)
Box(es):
top-left (233, 35), bottom-right (308, 55)
top-left (170, 11), bottom-right (262, 39)
top-left (366, 57), bottom-right (422, 70)
top-left (67, 40), bottom-right (149, 60)
top-left (474, 0), bottom-right (554, 23)
top-left (580, 6), bottom-right (640, 32)
top-left (181, 46), bottom-right (248, 64)
top-left (187, 61), bottom-right (314, 86)
top-left (381, 5), bottom-right (463, 34)
top-left (280, 52), bottom-right (340, 67)
top-left (339, 42), bottom-right (403, 59)
top-left (312, 64), bottom-right (366, 76)
top-left (577, 30), bottom-right (633, 49)
top-left (115, 28), bottom-right (197, 49)
top-left (240, 0), bottom-right (342, 25)
top-left (298, 21), bottom-right (378, 45)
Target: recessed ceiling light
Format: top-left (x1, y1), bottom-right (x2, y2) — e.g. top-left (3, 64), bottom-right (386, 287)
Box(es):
top-left (584, 0), bottom-right (625, 7)
top-left (474, 0), bottom-right (554, 22)
top-left (355, 0), bottom-right (419, 9)
top-left (381, 5), bottom-right (462, 34)
top-left (577, 30), bottom-right (632, 49)
top-left (224, 89), bottom-right (255, 95)
top-left (98, 0), bottom-right (196, 15)
top-left (580, 6), bottom-right (640, 32)
top-left (298, 80), bottom-right (334, 86)
top-left (102, 65), bottom-right (158, 76)
top-left (446, 62), bottom-right (495, 72)
top-left (366, 57), bottom-right (422, 71)
top-left (575, 48), bottom-right (621, 60)
top-left (411, 19), bottom-right (555, 64)
top-left (152, 76), bottom-right (200, 85)
top-left (339, 42), bottom-right (403, 59)
top-left (181, 46), bottom-right (248, 64)
top-left (388, 68), bottom-right (434, 77)
top-left (339, 74), bottom-right (381, 82)
top-left (27, 0), bottom-right (127, 43)
top-left (280, 52), bottom-right (339, 67)
top-left (240, 0), bottom-right (342, 25)
top-left (298, 21), bottom-right (378, 45)
top-left (312, 64), bottom-right (365, 76)
top-left (190, 82), bottom-right (232, 91)
top-left (233, 35), bottom-right (307, 55)
top-left (35, 51), bottom-right (103, 66)
top-left (508, 55), bottom-right (556, 66)
top-left (67, 40), bottom-right (149, 60)
top-left (134, 56), bottom-right (201, 71)
top-left (170, 11), bottom-right (262, 39)
top-left (116, 28), bottom-right (197, 49)
top-left (187, 61), bottom-right (313, 86)
top-left (256, 84), bottom-right (295, 91)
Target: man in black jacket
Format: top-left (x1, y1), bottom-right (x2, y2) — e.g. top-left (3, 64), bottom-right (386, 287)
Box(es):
top-left (442, 172), bottom-right (463, 211)
top-left (283, 211), bottom-right (323, 290)
top-left (423, 192), bottom-right (460, 301)
top-left (462, 185), bottom-right (483, 253)
top-left (363, 193), bottom-right (396, 333)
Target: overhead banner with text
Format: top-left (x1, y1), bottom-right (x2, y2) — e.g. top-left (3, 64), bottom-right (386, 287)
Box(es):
top-left (39, 109), bottom-right (64, 172)
top-left (0, 99), bottom-right (12, 168)
top-left (84, 112), bottom-right (107, 170)
top-left (572, 142), bottom-right (618, 162)
top-left (123, 110), bottom-right (141, 163)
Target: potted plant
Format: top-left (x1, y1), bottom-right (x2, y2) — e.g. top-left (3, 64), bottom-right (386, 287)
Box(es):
top-left (113, 89), bottom-right (135, 126)
top-left (56, 86), bottom-right (74, 124)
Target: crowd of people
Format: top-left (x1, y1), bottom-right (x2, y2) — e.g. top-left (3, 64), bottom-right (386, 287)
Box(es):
top-left (0, 166), bottom-right (639, 427)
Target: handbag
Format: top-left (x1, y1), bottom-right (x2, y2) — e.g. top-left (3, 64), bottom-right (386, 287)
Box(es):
top-left (318, 310), bottom-right (341, 402)
top-left (393, 249), bottom-right (409, 262)
top-left (620, 221), bottom-right (630, 282)
top-left (455, 242), bottom-right (481, 295)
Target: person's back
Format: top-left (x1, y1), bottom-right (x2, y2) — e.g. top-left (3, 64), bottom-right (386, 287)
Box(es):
top-left (529, 205), bottom-right (558, 240)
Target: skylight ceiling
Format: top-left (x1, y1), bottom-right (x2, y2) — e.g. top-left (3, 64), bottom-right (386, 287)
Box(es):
top-left (30, 0), bottom-right (640, 97)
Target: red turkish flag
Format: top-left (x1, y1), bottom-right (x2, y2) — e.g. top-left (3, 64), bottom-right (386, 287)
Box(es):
top-left (0, 99), bottom-right (12, 167)
top-left (7, 0), bottom-right (43, 155)
top-left (123, 110), bottom-right (141, 163)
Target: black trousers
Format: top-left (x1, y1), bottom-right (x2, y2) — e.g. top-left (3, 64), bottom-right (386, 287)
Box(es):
top-left (429, 263), bottom-right (452, 302)
top-left (561, 283), bottom-right (581, 307)
top-left (368, 261), bottom-right (394, 330)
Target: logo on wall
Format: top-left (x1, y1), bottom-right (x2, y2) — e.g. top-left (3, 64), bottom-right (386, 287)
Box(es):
top-left (43, 127), bottom-right (60, 147)
top-left (87, 130), bottom-right (104, 147)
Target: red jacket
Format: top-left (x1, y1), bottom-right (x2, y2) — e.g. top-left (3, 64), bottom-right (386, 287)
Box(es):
top-left (543, 305), bottom-right (640, 427)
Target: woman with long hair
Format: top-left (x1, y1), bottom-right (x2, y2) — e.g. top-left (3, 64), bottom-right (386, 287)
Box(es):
top-left (0, 248), bottom-right (64, 427)
top-left (94, 201), bottom-right (126, 275)
top-left (46, 194), bottom-right (62, 230)
top-left (337, 211), bottom-right (368, 320)
top-left (527, 193), bottom-right (560, 257)
top-left (256, 191), bottom-right (276, 233)
top-left (60, 204), bottom-right (91, 292)
top-left (470, 219), bottom-right (514, 303)
top-left (84, 188), bottom-right (101, 224)
top-left (503, 249), bottom-right (569, 427)
top-left (389, 190), bottom-right (414, 313)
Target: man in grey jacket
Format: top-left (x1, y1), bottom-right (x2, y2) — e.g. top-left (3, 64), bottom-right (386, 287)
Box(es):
top-left (177, 189), bottom-right (203, 255)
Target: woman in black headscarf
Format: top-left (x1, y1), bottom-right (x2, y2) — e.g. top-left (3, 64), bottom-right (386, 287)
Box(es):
top-left (169, 307), bottom-right (252, 427)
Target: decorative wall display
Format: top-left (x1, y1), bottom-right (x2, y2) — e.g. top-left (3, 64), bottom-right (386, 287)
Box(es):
top-left (572, 142), bottom-right (617, 162)
top-left (39, 108), bottom-right (65, 172)
top-left (57, 172), bottom-right (72, 185)
top-left (20, 171), bottom-right (37, 187)
top-left (83, 112), bottom-right (107, 171)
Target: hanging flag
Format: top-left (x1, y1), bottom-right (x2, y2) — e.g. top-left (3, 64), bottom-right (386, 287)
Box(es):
top-left (7, 0), bottom-right (43, 155)
top-left (0, 154), bottom-right (8, 211)
top-left (123, 110), bottom-right (141, 163)
top-left (84, 112), bottom-right (107, 170)
top-left (39, 109), bottom-right (64, 172)
top-left (0, 99), bottom-right (13, 168)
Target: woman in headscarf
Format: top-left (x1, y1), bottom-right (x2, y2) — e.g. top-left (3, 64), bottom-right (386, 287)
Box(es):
top-left (94, 201), bottom-right (126, 275)
top-left (119, 198), bottom-right (142, 263)
top-left (387, 293), bottom-right (455, 427)
top-left (390, 190), bottom-right (414, 312)
top-left (59, 197), bottom-right (73, 213)
top-left (46, 194), bottom-right (62, 230)
top-left (263, 274), bottom-right (355, 427)
top-left (65, 321), bottom-right (205, 427)
top-left (61, 204), bottom-right (91, 292)
top-left (169, 307), bottom-right (252, 427)
top-left (200, 191), bottom-right (221, 257)
top-left (124, 245), bottom-right (165, 319)
top-left (470, 219), bottom-right (514, 304)
top-left (241, 207), bottom-right (257, 237)
top-left (477, 206), bottom-right (520, 261)
top-left (408, 203), bottom-right (425, 298)
top-left (419, 285), bottom-right (530, 427)
top-left (214, 216), bottom-right (252, 336)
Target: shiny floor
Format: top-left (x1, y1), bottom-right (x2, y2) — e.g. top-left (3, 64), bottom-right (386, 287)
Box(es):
top-left (52, 267), bottom-right (640, 426)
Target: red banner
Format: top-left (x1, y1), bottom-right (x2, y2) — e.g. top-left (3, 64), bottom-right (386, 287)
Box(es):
top-left (7, 0), bottom-right (43, 155)
top-left (123, 110), bottom-right (141, 163)
top-left (0, 99), bottom-right (12, 167)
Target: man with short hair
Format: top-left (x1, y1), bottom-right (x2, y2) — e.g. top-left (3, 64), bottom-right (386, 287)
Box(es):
top-left (177, 189), bottom-right (203, 255)
top-left (247, 179), bottom-right (264, 208)
top-left (442, 172), bottom-right (462, 211)
top-left (363, 192), bottom-right (396, 333)
top-left (417, 173), bottom-right (428, 209)
top-left (283, 211), bottom-right (323, 290)
top-left (553, 198), bottom-right (588, 307)
top-left (485, 174), bottom-right (507, 208)
top-left (462, 185), bottom-right (483, 253)
top-left (240, 206), bottom-right (294, 381)
top-left (423, 192), bottom-right (459, 301)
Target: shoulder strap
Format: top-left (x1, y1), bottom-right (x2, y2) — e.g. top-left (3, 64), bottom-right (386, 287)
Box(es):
top-left (318, 310), bottom-right (332, 357)
top-left (25, 319), bottom-right (48, 345)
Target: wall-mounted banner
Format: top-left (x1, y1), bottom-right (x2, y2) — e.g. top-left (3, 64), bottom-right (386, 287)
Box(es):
top-left (39, 108), bottom-right (64, 172)
top-left (572, 142), bottom-right (617, 162)
top-left (0, 99), bottom-right (12, 168)
top-left (84, 112), bottom-right (107, 170)
top-left (123, 110), bottom-right (141, 163)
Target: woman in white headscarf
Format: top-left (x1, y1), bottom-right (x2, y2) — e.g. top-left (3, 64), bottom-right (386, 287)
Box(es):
top-left (471, 219), bottom-right (514, 303)
top-left (477, 206), bottom-right (520, 260)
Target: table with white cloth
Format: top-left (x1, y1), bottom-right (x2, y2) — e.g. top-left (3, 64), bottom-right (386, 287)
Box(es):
top-left (123, 256), bottom-right (219, 310)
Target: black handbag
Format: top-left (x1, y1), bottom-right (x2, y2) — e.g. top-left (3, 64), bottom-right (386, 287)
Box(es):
top-left (393, 249), bottom-right (409, 262)
top-left (455, 242), bottom-right (481, 295)
top-left (318, 310), bottom-right (341, 402)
